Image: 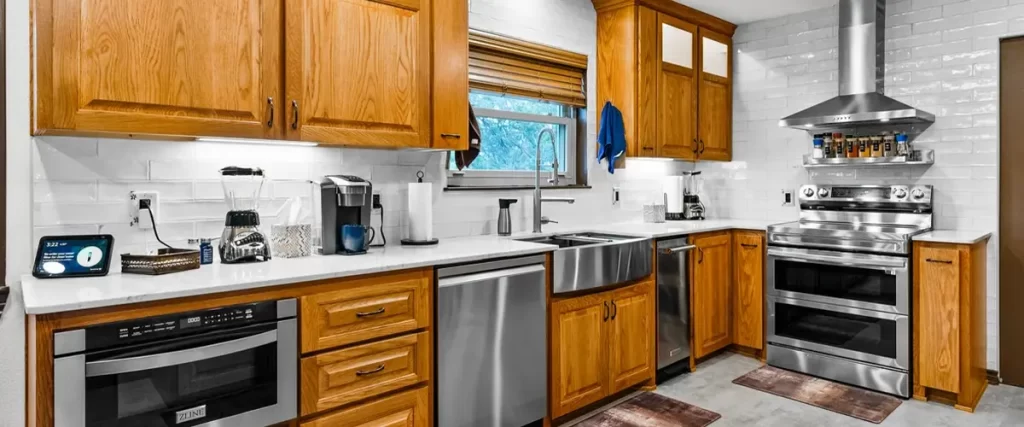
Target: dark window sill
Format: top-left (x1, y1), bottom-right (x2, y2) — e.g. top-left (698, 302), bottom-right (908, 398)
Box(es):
top-left (444, 185), bottom-right (592, 192)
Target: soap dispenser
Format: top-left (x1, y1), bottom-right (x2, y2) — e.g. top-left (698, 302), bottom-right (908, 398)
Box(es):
top-left (497, 199), bottom-right (517, 236)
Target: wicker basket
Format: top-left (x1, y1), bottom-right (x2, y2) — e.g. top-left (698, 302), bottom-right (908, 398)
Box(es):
top-left (121, 248), bottom-right (201, 275)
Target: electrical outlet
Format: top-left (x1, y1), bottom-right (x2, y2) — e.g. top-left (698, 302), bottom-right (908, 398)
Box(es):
top-left (129, 191), bottom-right (160, 230)
top-left (781, 189), bottom-right (794, 206)
top-left (612, 186), bottom-right (621, 205)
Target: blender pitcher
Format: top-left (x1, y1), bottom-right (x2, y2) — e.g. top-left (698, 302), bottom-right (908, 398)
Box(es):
top-left (219, 167), bottom-right (271, 263)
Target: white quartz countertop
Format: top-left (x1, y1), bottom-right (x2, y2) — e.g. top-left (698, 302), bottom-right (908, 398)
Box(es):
top-left (913, 230), bottom-right (993, 245)
top-left (21, 218), bottom-right (781, 315)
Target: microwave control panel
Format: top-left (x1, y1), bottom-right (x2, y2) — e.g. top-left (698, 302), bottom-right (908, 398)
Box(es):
top-left (85, 300), bottom-right (278, 351)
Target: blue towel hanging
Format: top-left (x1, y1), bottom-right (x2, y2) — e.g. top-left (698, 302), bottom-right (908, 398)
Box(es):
top-left (597, 101), bottom-right (626, 173)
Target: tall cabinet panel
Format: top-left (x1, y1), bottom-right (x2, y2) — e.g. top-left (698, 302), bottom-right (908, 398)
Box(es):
top-left (285, 0), bottom-right (432, 147)
top-left (431, 0), bottom-right (469, 150)
top-left (656, 14), bottom-right (698, 160)
top-left (697, 28), bottom-right (732, 161)
top-left (692, 231), bottom-right (733, 359)
top-left (35, 0), bottom-right (283, 138)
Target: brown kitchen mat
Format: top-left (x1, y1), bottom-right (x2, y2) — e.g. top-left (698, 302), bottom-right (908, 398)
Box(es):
top-left (575, 392), bottom-right (721, 427)
top-left (733, 365), bottom-right (902, 424)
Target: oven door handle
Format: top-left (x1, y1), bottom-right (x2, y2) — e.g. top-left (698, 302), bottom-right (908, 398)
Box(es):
top-left (84, 329), bottom-right (278, 377)
top-left (767, 248), bottom-right (907, 269)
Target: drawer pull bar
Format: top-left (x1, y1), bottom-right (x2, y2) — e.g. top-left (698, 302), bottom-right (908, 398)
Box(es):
top-left (356, 307), bottom-right (386, 317)
top-left (926, 258), bottom-right (953, 264)
top-left (741, 243), bottom-right (759, 249)
top-left (356, 364), bottom-right (386, 376)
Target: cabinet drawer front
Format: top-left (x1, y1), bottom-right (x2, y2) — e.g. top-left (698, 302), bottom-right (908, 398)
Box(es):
top-left (301, 270), bottom-right (430, 352)
top-left (301, 332), bottom-right (431, 416)
top-left (300, 385), bottom-right (428, 427)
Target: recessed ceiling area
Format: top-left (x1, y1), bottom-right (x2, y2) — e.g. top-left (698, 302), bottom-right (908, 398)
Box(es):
top-left (673, 0), bottom-right (837, 24)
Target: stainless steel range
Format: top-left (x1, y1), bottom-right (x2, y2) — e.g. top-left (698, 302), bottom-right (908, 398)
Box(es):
top-left (766, 184), bottom-right (933, 398)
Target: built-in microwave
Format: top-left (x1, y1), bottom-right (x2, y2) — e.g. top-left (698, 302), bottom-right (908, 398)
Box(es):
top-left (53, 299), bottom-right (297, 427)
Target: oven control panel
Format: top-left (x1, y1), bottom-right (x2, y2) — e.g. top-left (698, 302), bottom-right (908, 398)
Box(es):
top-left (798, 185), bottom-right (932, 204)
top-left (84, 300), bottom-right (279, 351)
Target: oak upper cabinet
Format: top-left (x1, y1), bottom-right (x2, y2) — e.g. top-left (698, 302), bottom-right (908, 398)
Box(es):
top-left (430, 0), bottom-right (470, 150)
top-left (551, 292), bottom-right (608, 418)
top-left (593, 0), bottom-right (735, 162)
top-left (692, 231), bottom-right (732, 359)
top-left (607, 280), bottom-right (655, 394)
top-left (656, 14), bottom-right (699, 160)
top-left (697, 28), bottom-right (733, 161)
top-left (551, 280), bottom-right (655, 419)
top-left (913, 240), bottom-right (989, 412)
top-left (732, 231), bottom-right (764, 350)
top-left (285, 0), bottom-right (431, 147)
top-left (34, 0), bottom-right (284, 138)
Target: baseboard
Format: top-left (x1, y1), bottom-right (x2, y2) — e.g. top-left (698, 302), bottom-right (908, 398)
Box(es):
top-left (987, 369), bottom-right (1000, 385)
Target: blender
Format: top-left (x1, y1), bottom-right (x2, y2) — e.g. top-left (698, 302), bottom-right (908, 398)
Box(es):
top-left (219, 166), bottom-right (271, 263)
top-left (682, 171), bottom-right (706, 220)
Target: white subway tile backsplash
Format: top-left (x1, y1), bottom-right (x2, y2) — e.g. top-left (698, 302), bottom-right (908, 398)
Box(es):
top-left (98, 181), bottom-right (193, 202)
top-left (943, 0), bottom-right (1008, 17)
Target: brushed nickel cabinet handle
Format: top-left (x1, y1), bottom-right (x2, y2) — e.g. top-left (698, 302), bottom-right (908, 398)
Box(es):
top-left (291, 100), bottom-right (299, 130)
top-left (440, 133), bottom-right (462, 139)
top-left (355, 364), bottom-right (386, 376)
top-left (356, 307), bottom-right (386, 317)
top-left (926, 259), bottom-right (953, 264)
top-left (267, 97), bottom-right (275, 128)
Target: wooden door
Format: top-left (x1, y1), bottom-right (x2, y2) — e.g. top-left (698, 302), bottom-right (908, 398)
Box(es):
top-left (430, 0), bottom-right (468, 150)
top-left (692, 231), bottom-right (732, 359)
top-left (608, 280), bottom-right (655, 394)
top-left (1001, 36), bottom-right (1024, 387)
top-left (656, 14), bottom-right (698, 160)
top-left (551, 292), bottom-right (609, 418)
top-left (732, 231), bottom-right (764, 350)
top-left (36, 0), bottom-right (283, 138)
top-left (285, 0), bottom-right (431, 147)
top-left (915, 244), bottom-right (962, 393)
top-left (300, 386), bottom-right (428, 427)
top-left (697, 27), bottom-right (732, 161)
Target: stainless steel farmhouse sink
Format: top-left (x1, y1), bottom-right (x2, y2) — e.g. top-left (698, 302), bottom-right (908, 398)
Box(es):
top-left (515, 232), bottom-right (652, 294)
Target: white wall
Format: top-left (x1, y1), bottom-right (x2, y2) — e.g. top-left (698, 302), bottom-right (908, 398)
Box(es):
top-left (701, 0), bottom-right (1013, 369)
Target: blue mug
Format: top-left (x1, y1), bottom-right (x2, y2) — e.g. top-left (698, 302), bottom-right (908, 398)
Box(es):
top-left (340, 225), bottom-right (375, 253)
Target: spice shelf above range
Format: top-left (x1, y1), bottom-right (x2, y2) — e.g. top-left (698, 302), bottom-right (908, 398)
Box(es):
top-left (802, 149), bottom-right (935, 168)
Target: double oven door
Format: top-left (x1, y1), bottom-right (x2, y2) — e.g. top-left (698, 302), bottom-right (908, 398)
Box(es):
top-left (766, 246), bottom-right (910, 371)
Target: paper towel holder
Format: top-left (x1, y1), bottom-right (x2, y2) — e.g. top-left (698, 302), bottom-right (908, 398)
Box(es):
top-left (402, 171), bottom-right (439, 246)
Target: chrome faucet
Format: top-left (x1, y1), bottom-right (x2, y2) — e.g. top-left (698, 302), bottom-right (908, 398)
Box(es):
top-left (534, 128), bottom-right (575, 233)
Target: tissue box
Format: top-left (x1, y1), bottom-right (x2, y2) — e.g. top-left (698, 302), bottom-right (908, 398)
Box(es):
top-left (271, 224), bottom-right (312, 258)
top-left (643, 204), bottom-right (666, 223)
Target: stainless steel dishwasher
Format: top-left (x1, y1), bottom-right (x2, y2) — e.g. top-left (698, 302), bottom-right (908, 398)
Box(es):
top-left (437, 255), bottom-right (547, 427)
top-left (657, 236), bottom-right (697, 371)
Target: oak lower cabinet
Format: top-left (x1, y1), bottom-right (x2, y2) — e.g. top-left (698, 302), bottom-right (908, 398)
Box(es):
top-left (551, 280), bottom-right (655, 419)
top-left (732, 230), bottom-right (764, 350)
top-left (913, 240), bottom-right (989, 413)
top-left (300, 386), bottom-right (429, 427)
top-left (691, 231), bottom-right (732, 359)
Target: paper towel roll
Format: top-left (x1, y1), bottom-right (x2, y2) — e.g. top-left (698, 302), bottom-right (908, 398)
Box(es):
top-left (407, 182), bottom-right (433, 241)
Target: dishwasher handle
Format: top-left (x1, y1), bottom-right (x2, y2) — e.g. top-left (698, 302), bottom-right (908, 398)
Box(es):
top-left (438, 264), bottom-right (546, 289)
top-left (660, 244), bottom-right (697, 255)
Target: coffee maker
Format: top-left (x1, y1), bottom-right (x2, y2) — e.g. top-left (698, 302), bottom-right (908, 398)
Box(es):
top-left (320, 175), bottom-right (373, 254)
top-left (219, 166), bottom-right (271, 263)
top-left (664, 171), bottom-right (706, 221)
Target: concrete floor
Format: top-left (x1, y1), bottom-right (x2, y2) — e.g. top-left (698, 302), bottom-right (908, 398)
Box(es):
top-left (655, 353), bottom-right (1024, 427)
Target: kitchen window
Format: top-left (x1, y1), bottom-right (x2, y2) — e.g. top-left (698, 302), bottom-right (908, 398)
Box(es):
top-left (447, 30), bottom-right (588, 189)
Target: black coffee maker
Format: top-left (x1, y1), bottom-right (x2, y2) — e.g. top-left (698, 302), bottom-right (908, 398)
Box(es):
top-left (319, 175), bottom-right (372, 254)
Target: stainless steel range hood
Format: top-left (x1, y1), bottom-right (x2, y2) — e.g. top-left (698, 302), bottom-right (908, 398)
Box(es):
top-left (779, 0), bottom-right (935, 129)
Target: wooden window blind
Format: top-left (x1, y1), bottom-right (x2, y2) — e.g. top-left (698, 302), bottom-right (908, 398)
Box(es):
top-left (468, 29), bottom-right (588, 108)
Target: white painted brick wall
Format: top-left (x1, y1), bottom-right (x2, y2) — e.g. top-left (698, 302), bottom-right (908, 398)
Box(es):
top-left (31, 0), bottom-right (688, 269)
top-left (703, 0), bottom-right (1011, 369)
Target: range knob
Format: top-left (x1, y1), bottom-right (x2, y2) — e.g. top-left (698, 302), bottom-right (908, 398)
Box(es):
top-left (912, 188), bottom-right (926, 200)
top-left (894, 188), bottom-right (907, 199)
top-left (803, 187), bottom-right (815, 197)
top-left (818, 188), bottom-right (829, 198)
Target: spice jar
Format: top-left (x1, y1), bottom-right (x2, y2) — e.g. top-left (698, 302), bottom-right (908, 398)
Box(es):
top-left (870, 136), bottom-right (883, 158)
top-left (858, 137), bottom-right (870, 157)
top-left (883, 133), bottom-right (896, 157)
top-left (832, 133), bottom-right (845, 159)
top-left (896, 133), bottom-right (909, 157)
top-left (844, 135), bottom-right (858, 158)
top-left (824, 134), bottom-right (837, 158)
top-left (812, 135), bottom-right (824, 159)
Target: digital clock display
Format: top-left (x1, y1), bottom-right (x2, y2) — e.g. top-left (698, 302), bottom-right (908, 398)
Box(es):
top-left (180, 316), bottom-right (202, 329)
top-left (830, 187), bottom-right (889, 199)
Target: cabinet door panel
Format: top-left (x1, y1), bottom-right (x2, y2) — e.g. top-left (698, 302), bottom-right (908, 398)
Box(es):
top-left (657, 14), bottom-right (697, 160)
top-left (551, 294), bottom-right (608, 418)
top-left (697, 28), bottom-right (732, 161)
top-left (916, 245), bottom-right (961, 393)
top-left (608, 281), bottom-right (655, 394)
top-left (733, 231), bottom-right (764, 350)
top-left (692, 231), bottom-right (732, 359)
top-left (430, 0), bottom-right (469, 149)
top-left (39, 0), bottom-right (282, 138)
top-left (286, 0), bottom-right (431, 147)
